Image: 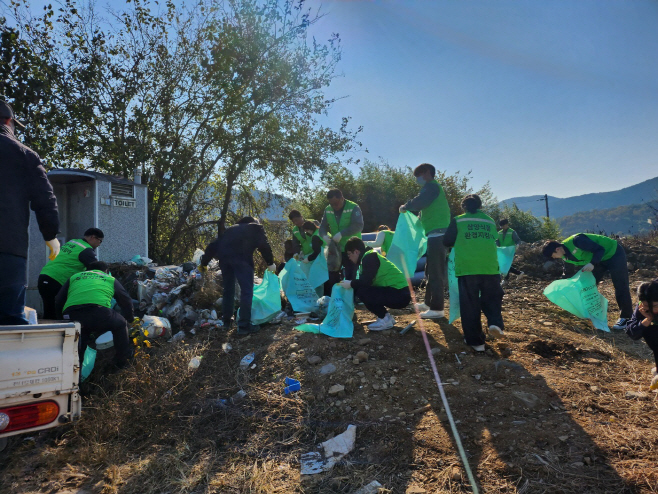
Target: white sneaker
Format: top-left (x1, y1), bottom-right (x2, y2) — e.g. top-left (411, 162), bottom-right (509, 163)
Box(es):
top-left (415, 302), bottom-right (430, 312)
top-left (368, 315), bottom-right (394, 331)
top-left (471, 344), bottom-right (486, 352)
top-left (488, 325), bottom-right (505, 339)
top-left (420, 310), bottom-right (445, 319)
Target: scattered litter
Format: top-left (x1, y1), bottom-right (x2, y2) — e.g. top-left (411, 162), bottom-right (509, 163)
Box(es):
top-left (399, 320), bottom-right (416, 335)
top-left (240, 352), bottom-right (255, 369)
top-left (231, 389), bottom-right (247, 405)
top-left (300, 424), bottom-right (356, 474)
top-left (140, 315), bottom-right (172, 339)
top-left (284, 377), bottom-right (301, 394)
top-left (222, 343), bottom-right (232, 353)
top-left (454, 354), bottom-right (461, 364)
top-left (169, 331), bottom-right (185, 343)
top-left (353, 480), bottom-right (383, 494)
top-left (188, 356), bottom-right (202, 370)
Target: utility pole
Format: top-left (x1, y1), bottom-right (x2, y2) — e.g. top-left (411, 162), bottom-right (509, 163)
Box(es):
top-left (537, 194), bottom-right (549, 218)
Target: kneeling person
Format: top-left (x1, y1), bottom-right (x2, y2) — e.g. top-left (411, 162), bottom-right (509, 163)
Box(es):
top-left (55, 261), bottom-right (134, 370)
top-left (340, 237), bottom-right (411, 331)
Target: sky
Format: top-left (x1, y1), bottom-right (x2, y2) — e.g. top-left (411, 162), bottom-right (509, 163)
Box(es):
top-left (306, 0), bottom-right (658, 201)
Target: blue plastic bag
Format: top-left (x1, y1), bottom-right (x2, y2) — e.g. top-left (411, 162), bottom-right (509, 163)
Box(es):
top-left (81, 346), bottom-right (97, 382)
top-left (543, 270), bottom-right (609, 331)
top-left (294, 284), bottom-right (355, 338)
top-left (245, 271), bottom-right (282, 325)
top-left (497, 246), bottom-right (516, 276)
top-left (387, 212), bottom-right (427, 278)
top-left (447, 249), bottom-right (461, 323)
top-left (302, 252), bottom-right (329, 289)
top-left (279, 259), bottom-right (320, 313)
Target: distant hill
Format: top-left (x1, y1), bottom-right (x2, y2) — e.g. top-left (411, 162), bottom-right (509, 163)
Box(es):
top-left (501, 177), bottom-right (658, 219)
top-left (557, 203), bottom-right (657, 237)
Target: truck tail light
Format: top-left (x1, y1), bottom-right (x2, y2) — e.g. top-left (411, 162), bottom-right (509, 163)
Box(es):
top-left (0, 401), bottom-right (60, 434)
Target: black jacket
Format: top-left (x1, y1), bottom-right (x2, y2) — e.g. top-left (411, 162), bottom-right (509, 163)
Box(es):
top-left (0, 125), bottom-right (59, 258)
top-left (201, 222), bottom-right (274, 267)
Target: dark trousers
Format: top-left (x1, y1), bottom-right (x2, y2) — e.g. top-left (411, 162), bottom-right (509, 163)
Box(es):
top-left (353, 285), bottom-right (411, 319)
top-left (458, 274), bottom-right (504, 346)
top-left (65, 306), bottom-right (132, 366)
top-left (220, 260), bottom-right (254, 329)
top-left (326, 252), bottom-right (357, 295)
top-left (593, 246), bottom-right (633, 318)
top-left (38, 274), bottom-right (63, 320)
top-left (643, 327), bottom-right (658, 369)
top-left (0, 253), bottom-right (28, 325)
top-left (505, 265), bottom-right (522, 280)
top-left (424, 236), bottom-right (446, 310)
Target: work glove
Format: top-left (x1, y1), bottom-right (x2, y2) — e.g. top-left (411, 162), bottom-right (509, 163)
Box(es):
top-left (302, 258), bottom-right (310, 264)
top-left (267, 263), bottom-right (277, 273)
top-left (46, 238), bottom-right (60, 261)
top-left (582, 263), bottom-right (594, 272)
top-left (332, 232), bottom-right (342, 244)
top-left (293, 253), bottom-right (299, 261)
top-left (198, 264), bottom-right (208, 273)
top-left (399, 205), bottom-right (407, 213)
top-left (338, 280), bottom-right (352, 289)
top-left (322, 235), bottom-right (332, 244)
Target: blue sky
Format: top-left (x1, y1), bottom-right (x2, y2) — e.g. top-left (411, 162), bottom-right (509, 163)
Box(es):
top-left (308, 0), bottom-right (658, 200)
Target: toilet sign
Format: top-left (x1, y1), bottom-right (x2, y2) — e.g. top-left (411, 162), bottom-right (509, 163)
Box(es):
top-left (112, 197), bottom-right (136, 208)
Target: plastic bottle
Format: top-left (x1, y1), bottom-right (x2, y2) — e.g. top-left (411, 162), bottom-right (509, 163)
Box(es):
top-left (239, 352), bottom-right (255, 369)
top-left (188, 356), bottom-right (203, 370)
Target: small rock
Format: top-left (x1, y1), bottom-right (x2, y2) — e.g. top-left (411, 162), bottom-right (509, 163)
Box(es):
top-left (319, 363), bottom-right (337, 375)
top-left (356, 351), bottom-right (369, 362)
top-left (353, 358), bottom-right (360, 365)
top-left (406, 487), bottom-right (426, 494)
top-left (328, 384), bottom-right (344, 396)
top-left (494, 382), bottom-right (505, 388)
top-left (451, 466), bottom-right (462, 481)
top-left (512, 391), bottom-right (540, 408)
top-left (390, 376), bottom-right (397, 385)
top-left (625, 391), bottom-right (648, 400)
top-left (307, 355), bottom-right (322, 365)
top-left (583, 456), bottom-right (592, 466)
top-left (558, 435), bottom-right (569, 442)
top-left (571, 461), bottom-right (585, 467)
top-left (430, 347), bottom-right (441, 355)
top-left (289, 343), bottom-right (299, 350)
top-left (590, 385), bottom-right (600, 393)
top-left (372, 383), bottom-right (380, 390)
top-left (357, 338), bottom-right (372, 345)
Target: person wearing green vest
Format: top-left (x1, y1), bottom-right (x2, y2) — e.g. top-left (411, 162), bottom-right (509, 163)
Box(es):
top-left (542, 233), bottom-right (632, 330)
top-left (339, 237), bottom-right (411, 331)
top-left (400, 163), bottom-right (451, 319)
top-left (365, 225), bottom-right (395, 257)
top-left (443, 194), bottom-right (505, 352)
top-left (496, 218), bottom-right (524, 285)
top-left (55, 261), bottom-right (135, 370)
top-left (300, 221), bottom-right (325, 263)
top-left (288, 209), bottom-right (316, 259)
top-left (38, 228), bottom-right (104, 320)
top-left (319, 189), bottom-right (364, 285)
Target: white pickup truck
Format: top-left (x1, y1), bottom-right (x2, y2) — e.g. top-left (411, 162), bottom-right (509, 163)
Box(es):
top-left (0, 322), bottom-right (82, 448)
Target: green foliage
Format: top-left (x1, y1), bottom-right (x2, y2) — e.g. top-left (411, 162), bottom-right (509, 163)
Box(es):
top-left (3, 0), bottom-right (361, 263)
top-left (485, 203), bottom-right (562, 242)
top-left (300, 160), bottom-right (494, 232)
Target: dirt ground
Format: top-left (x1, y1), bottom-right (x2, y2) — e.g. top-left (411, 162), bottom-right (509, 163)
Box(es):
top-left (1, 251), bottom-right (657, 493)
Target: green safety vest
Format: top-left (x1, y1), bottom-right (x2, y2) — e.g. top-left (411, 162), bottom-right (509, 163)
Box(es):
top-left (497, 228), bottom-right (516, 247)
top-left (562, 234), bottom-right (618, 265)
top-left (419, 179), bottom-right (451, 234)
top-left (381, 230), bottom-right (394, 257)
top-left (359, 250), bottom-right (408, 289)
top-left (325, 199), bottom-right (362, 252)
top-left (62, 270), bottom-right (116, 313)
top-left (40, 239), bottom-right (93, 285)
top-left (292, 221), bottom-right (316, 256)
top-left (454, 210), bottom-right (499, 276)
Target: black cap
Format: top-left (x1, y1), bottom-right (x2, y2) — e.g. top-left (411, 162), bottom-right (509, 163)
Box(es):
top-left (0, 100), bottom-right (26, 129)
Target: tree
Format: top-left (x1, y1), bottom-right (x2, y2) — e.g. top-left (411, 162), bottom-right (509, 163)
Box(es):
top-left (485, 202), bottom-right (562, 242)
top-left (4, 0), bottom-right (361, 263)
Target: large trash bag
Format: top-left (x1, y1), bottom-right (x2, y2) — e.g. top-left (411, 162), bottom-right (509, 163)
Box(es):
top-left (497, 246), bottom-right (516, 276)
top-left (279, 259), bottom-right (320, 313)
top-left (543, 270), bottom-right (609, 331)
top-left (447, 249), bottom-right (461, 323)
top-left (387, 212), bottom-right (427, 278)
top-left (294, 284), bottom-right (355, 338)
top-left (81, 346), bottom-right (97, 382)
top-left (299, 253), bottom-right (329, 289)
top-left (247, 271), bottom-right (282, 325)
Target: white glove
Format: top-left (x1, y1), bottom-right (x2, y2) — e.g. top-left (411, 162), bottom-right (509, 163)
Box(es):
top-left (302, 258), bottom-right (310, 264)
top-left (338, 280), bottom-right (352, 289)
top-left (332, 232), bottom-right (342, 243)
top-left (46, 238), bottom-right (60, 260)
top-left (323, 235), bottom-right (332, 244)
top-left (582, 263), bottom-right (594, 272)
top-left (399, 205), bottom-right (407, 213)
top-left (267, 264), bottom-right (277, 273)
